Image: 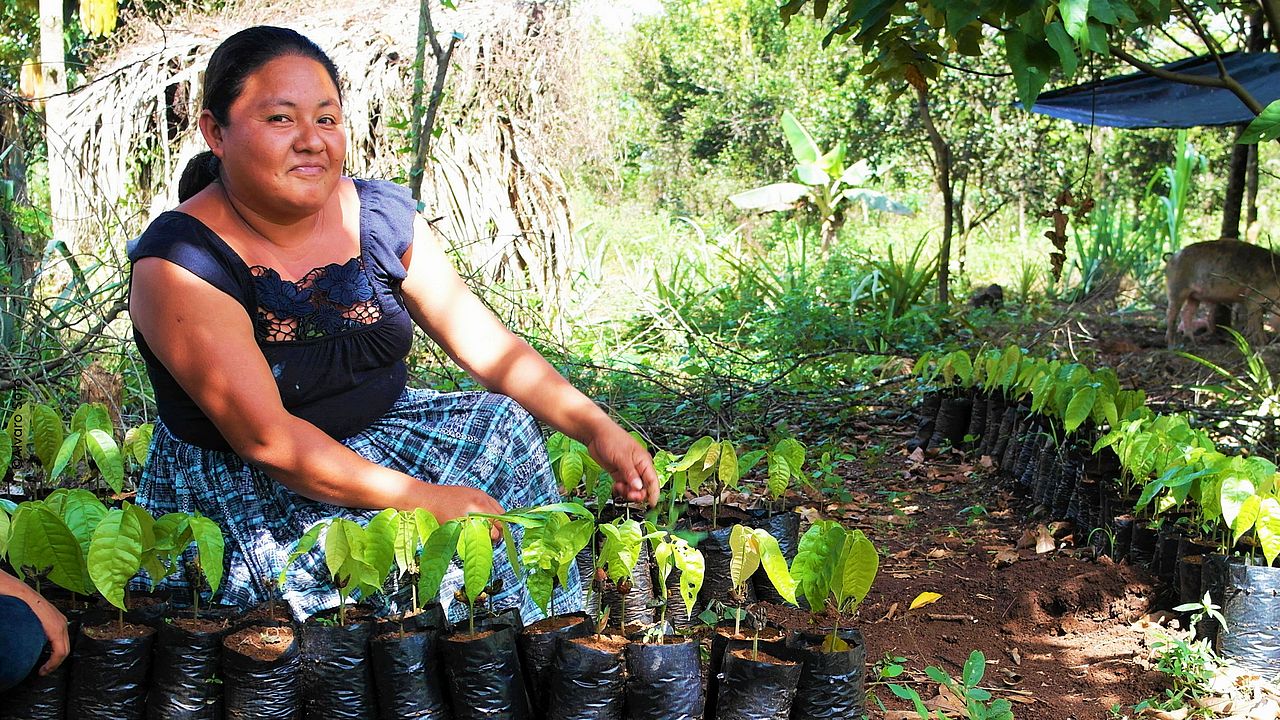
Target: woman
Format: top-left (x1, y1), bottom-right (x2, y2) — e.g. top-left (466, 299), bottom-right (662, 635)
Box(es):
top-left (0, 568), bottom-right (68, 691)
top-left (128, 26), bottom-right (657, 622)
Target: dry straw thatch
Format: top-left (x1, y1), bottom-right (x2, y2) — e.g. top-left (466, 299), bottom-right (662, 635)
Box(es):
top-left (56, 0), bottom-right (598, 313)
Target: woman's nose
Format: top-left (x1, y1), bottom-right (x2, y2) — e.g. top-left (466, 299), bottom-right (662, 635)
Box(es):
top-left (294, 122), bottom-right (325, 152)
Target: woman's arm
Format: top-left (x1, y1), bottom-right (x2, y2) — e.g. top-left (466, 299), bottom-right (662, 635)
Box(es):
top-left (129, 257), bottom-right (505, 522)
top-left (0, 569), bottom-right (68, 675)
top-left (397, 215), bottom-right (659, 506)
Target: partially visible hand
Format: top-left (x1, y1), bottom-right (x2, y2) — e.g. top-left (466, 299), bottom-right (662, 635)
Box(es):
top-left (421, 485), bottom-right (506, 541)
top-left (586, 421), bottom-right (659, 507)
top-left (26, 594), bottom-right (68, 676)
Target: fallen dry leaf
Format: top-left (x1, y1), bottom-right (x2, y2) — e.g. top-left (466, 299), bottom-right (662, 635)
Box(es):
top-left (993, 548), bottom-right (1020, 567)
top-left (926, 548), bottom-right (951, 559)
top-left (1035, 525), bottom-right (1056, 554)
top-left (979, 455), bottom-right (995, 469)
top-left (928, 483), bottom-right (947, 493)
top-left (1016, 528), bottom-right (1037, 549)
top-left (909, 591), bottom-right (942, 610)
top-left (1007, 646), bottom-right (1022, 665)
top-left (908, 447), bottom-right (925, 464)
top-left (879, 602), bottom-right (899, 623)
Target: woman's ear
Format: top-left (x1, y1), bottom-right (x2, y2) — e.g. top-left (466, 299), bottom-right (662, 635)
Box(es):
top-left (198, 109), bottom-right (225, 159)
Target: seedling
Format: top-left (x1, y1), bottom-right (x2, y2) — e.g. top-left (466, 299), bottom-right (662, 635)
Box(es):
top-left (647, 526), bottom-right (705, 630)
top-left (727, 524), bottom-right (796, 644)
top-left (87, 501), bottom-right (157, 631)
top-left (764, 438), bottom-right (805, 516)
top-left (389, 508), bottom-right (440, 615)
top-left (887, 650), bottom-right (1014, 720)
top-left (674, 437), bottom-right (754, 528)
top-left (598, 515), bottom-right (649, 632)
top-left (281, 511), bottom-right (397, 626)
top-left (789, 520), bottom-right (878, 651)
top-left (492, 502), bottom-right (596, 616)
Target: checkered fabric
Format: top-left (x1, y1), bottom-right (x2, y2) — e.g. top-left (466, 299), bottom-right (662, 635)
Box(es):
top-left (135, 387), bottom-right (583, 623)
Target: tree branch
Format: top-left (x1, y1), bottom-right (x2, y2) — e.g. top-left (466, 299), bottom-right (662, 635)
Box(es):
top-left (1110, 46), bottom-right (1264, 114)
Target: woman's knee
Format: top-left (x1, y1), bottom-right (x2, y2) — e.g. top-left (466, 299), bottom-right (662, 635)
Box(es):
top-left (0, 595), bottom-right (47, 691)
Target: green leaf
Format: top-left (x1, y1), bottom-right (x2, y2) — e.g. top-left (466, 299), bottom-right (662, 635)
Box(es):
top-left (325, 518), bottom-right (364, 588)
top-left (737, 450), bottom-right (767, 477)
top-left (458, 517), bottom-right (494, 605)
top-left (280, 521), bottom-right (326, 587)
top-left (728, 182), bottom-right (810, 212)
top-left (0, 425), bottom-right (10, 484)
top-left (124, 424), bottom-right (153, 467)
top-left (728, 524), bottom-right (762, 592)
top-left (189, 513), bottom-right (225, 595)
top-left (49, 431), bottom-right (81, 483)
top-left (672, 437), bottom-right (715, 471)
top-left (781, 110), bottom-right (821, 165)
top-left (88, 506), bottom-right (146, 609)
top-left (1256, 497), bottom-right (1280, 566)
top-left (86, 429), bottom-right (125, 494)
top-left (834, 530), bottom-right (878, 614)
top-left (364, 509), bottom-right (398, 584)
top-left (526, 569), bottom-right (553, 615)
top-left (419, 520), bottom-right (461, 602)
top-left (963, 649), bottom-right (986, 688)
top-left (72, 403), bottom-right (112, 435)
top-left (756, 531), bottom-right (797, 605)
top-left (795, 162), bottom-right (830, 185)
top-left (1232, 495), bottom-right (1262, 546)
top-left (1241, 99), bottom-right (1280, 144)
top-left (599, 518), bottom-right (644, 583)
top-left (767, 454), bottom-right (791, 500)
top-left (791, 520), bottom-right (841, 610)
top-left (1060, 0), bottom-right (1089, 41)
top-left (777, 438), bottom-right (806, 478)
top-left (0, 506), bottom-right (9, 558)
top-left (10, 503), bottom-right (90, 594)
top-left (60, 490), bottom-right (108, 560)
top-left (29, 403), bottom-right (64, 477)
top-left (501, 523), bottom-right (521, 579)
top-left (1221, 474), bottom-right (1256, 528)
top-left (1005, 30), bottom-right (1050, 111)
top-left (558, 452), bottom-right (584, 496)
top-left (718, 441), bottom-right (739, 489)
top-left (1064, 386), bottom-right (1097, 434)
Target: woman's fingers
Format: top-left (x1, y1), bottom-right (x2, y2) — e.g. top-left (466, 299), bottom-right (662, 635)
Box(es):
top-left (33, 601), bottom-right (69, 675)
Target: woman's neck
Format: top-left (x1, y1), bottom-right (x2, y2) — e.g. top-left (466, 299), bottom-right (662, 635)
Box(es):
top-left (221, 183), bottom-right (323, 252)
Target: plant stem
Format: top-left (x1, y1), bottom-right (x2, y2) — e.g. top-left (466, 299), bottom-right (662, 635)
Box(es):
top-left (469, 603), bottom-right (475, 635)
top-left (118, 607), bottom-right (124, 634)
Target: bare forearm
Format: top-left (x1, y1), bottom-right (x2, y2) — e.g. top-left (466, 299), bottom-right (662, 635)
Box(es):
top-left (233, 415), bottom-right (431, 510)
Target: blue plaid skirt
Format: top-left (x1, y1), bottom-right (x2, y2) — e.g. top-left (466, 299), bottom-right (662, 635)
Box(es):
top-left (136, 387), bottom-right (583, 623)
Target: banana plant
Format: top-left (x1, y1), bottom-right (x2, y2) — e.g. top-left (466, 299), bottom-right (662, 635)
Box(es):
top-left (727, 524), bottom-right (797, 639)
top-left (648, 527), bottom-right (705, 629)
top-left (728, 110), bottom-right (910, 251)
top-left (789, 520), bottom-right (879, 652)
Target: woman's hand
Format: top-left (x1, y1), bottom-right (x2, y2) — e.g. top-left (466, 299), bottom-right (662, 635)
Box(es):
top-left (29, 595), bottom-right (69, 676)
top-left (420, 484), bottom-right (506, 540)
top-left (586, 421), bottom-right (659, 507)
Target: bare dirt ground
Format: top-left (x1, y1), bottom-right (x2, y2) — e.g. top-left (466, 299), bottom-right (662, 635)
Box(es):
top-left (772, 303), bottom-right (1273, 718)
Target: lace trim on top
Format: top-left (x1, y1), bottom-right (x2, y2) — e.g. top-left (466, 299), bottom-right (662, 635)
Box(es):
top-left (251, 256), bottom-right (384, 342)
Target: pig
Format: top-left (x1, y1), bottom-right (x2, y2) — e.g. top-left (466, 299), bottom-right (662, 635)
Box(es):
top-left (1165, 240), bottom-right (1280, 348)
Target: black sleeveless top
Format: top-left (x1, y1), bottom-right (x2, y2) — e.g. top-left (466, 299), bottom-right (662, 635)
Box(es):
top-left (129, 179), bottom-right (417, 451)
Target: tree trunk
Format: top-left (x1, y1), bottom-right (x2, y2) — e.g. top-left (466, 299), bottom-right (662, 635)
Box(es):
top-left (1221, 128), bottom-right (1248, 240)
top-left (915, 84), bottom-right (953, 305)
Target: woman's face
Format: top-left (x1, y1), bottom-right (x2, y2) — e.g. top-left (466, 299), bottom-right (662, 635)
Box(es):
top-left (202, 54), bottom-right (346, 220)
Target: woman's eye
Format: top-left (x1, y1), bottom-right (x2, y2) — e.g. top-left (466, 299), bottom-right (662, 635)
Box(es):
top-left (268, 115), bottom-right (290, 122)
top-left (319, 115), bottom-right (341, 125)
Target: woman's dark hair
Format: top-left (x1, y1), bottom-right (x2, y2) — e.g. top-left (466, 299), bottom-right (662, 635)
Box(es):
top-left (178, 26), bottom-right (342, 201)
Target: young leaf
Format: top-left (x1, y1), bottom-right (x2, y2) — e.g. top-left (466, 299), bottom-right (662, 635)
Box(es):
top-left (10, 503), bottom-right (90, 595)
top-left (280, 521), bottom-right (328, 587)
top-left (962, 649), bottom-right (986, 688)
top-left (728, 525), bottom-right (762, 593)
top-left (1220, 474), bottom-right (1256, 528)
top-left (737, 449), bottom-right (767, 477)
top-left (791, 520), bottom-right (842, 611)
top-left (124, 424), bottom-right (153, 467)
top-left (834, 531), bottom-right (878, 613)
top-left (718, 441), bottom-right (739, 489)
top-left (599, 518), bottom-right (644, 584)
top-left (49, 432), bottom-right (81, 483)
top-left (671, 538), bottom-right (705, 617)
top-left (29, 404), bottom-right (64, 478)
top-left (1063, 386), bottom-right (1097, 434)
top-left (364, 509), bottom-right (399, 585)
top-left (1256, 497), bottom-right (1280, 566)
top-left (188, 513), bottom-right (225, 595)
top-left (558, 452), bottom-right (584, 496)
top-left (1232, 495), bottom-right (1262, 546)
top-left (88, 506), bottom-right (146, 609)
top-left (419, 520), bottom-right (461, 602)
top-left (756, 531), bottom-right (797, 605)
top-left (776, 438), bottom-right (806, 479)
top-left (457, 517), bottom-right (494, 605)
top-left (672, 437), bottom-right (715, 471)
top-left (767, 454), bottom-right (791, 500)
top-left (85, 429), bottom-right (125, 494)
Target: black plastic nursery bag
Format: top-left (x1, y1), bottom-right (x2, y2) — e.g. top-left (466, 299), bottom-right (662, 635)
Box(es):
top-left (370, 629), bottom-right (451, 720)
top-left (546, 636), bottom-right (627, 720)
top-left (624, 637), bottom-right (703, 720)
top-left (221, 624), bottom-right (302, 720)
top-left (0, 648), bottom-right (68, 720)
top-left (66, 623), bottom-right (156, 720)
top-left (1219, 560), bottom-right (1280, 674)
top-left (786, 629), bottom-right (867, 720)
top-left (300, 619), bottom-right (377, 720)
top-left (442, 624), bottom-right (531, 720)
top-left (713, 648), bottom-right (802, 720)
top-left (517, 612), bottom-right (590, 717)
top-left (146, 617), bottom-right (234, 720)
